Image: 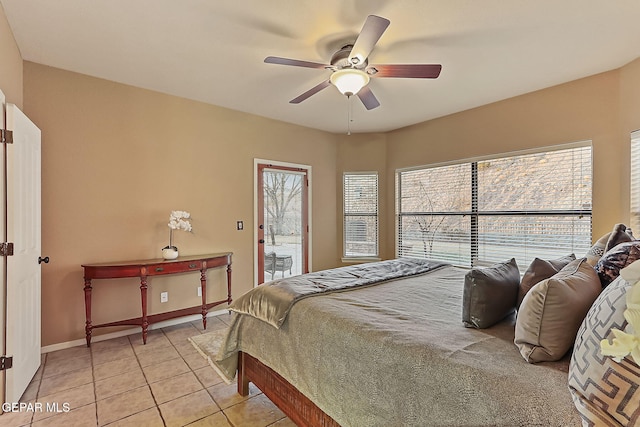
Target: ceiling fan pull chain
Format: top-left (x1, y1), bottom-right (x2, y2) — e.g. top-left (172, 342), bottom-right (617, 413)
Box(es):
top-left (347, 95), bottom-right (352, 135)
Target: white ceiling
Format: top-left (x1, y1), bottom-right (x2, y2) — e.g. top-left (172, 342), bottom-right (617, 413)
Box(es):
top-left (2, 0), bottom-right (640, 134)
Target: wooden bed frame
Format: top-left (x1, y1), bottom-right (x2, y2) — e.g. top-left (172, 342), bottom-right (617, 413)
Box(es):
top-left (237, 351), bottom-right (340, 427)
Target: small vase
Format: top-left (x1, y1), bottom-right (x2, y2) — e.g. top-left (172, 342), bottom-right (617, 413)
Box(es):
top-left (162, 246), bottom-right (179, 260)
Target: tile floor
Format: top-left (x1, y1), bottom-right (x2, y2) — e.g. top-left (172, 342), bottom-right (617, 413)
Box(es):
top-left (0, 314), bottom-right (295, 427)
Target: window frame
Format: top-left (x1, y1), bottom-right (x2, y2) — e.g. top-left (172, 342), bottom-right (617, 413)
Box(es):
top-left (395, 142), bottom-right (593, 268)
top-left (343, 171), bottom-right (380, 262)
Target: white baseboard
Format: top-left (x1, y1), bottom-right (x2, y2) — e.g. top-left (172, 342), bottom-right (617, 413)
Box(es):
top-left (41, 309), bottom-right (229, 354)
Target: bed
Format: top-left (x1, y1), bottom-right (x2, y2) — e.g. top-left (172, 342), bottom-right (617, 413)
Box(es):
top-left (207, 258), bottom-right (581, 426)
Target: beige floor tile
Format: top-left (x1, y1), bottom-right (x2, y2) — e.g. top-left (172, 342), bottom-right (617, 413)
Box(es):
top-left (104, 407), bottom-right (164, 427)
top-left (184, 411), bottom-right (232, 427)
top-left (182, 351), bottom-right (209, 370)
top-left (134, 345), bottom-right (180, 367)
top-left (173, 340), bottom-right (200, 357)
top-left (95, 368), bottom-right (147, 401)
top-left (207, 381), bottom-right (260, 410)
top-left (128, 329), bottom-right (171, 350)
top-left (96, 385), bottom-right (155, 426)
top-left (92, 344), bottom-right (135, 366)
top-left (200, 316), bottom-right (229, 332)
top-left (46, 345), bottom-right (92, 363)
top-left (142, 357), bottom-right (190, 384)
top-left (31, 315), bottom-right (290, 427)
top-left (223, 394), bottom-right (286, 427)
top-left (193, 366), bottom-right (224, 388)
top-left (20, 377), bottom-right (40, 402)
top-left (270, 417), bottom-right (297, 426)
top-left (93, 356), bottom-right (140, 381)
top-left (33, 382), bottom-right (95, 423)
top-left (31, 402), bottom-right (97, 427)
top-left (163, 324), bottom-right (202, 345)
top-left (149, 371), bottom-right (204, 404)
top-left (38, 367), bottom-right (93, 397)
top-left (158, 389), bottom-right (219, 427)
top-left (43, 354), bottom-right (92, 379)
top-left (90, 336), bottom-right (131, 351)
top-left (0, 406), bottom-right (33, 426)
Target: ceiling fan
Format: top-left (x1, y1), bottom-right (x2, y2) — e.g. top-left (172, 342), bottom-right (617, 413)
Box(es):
top-left (264, 15), bottom-right (442, 110)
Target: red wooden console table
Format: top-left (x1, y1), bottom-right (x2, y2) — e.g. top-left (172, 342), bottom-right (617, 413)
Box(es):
top-left (82, 252), bottom-right (232, 346)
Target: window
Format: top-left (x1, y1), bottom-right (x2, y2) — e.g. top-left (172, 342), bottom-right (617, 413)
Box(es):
top-left (344, 172), bottom-right (378, 258)
top-left (397, 144), bottom-right (592, 269)
top-left (631, 131), bottom-right (640, 234)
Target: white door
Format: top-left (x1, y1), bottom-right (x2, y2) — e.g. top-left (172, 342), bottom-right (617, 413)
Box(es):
top-left (3, 100), bottom-right (42, 403)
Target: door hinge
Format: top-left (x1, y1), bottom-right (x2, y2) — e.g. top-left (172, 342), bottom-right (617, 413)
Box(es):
top-left (0, 129), bottom-right (13, 144)
top-left (0, 242), bottom-right (14, 256)
top-left (0, 356), bottom-right (13, 371)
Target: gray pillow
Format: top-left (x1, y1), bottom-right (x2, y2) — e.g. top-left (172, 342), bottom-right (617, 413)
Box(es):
top-left (515, 258), bottom-right (601, 363)
top-left (517, 254), bottom-right (576, 309)
top-left (462, 258), bottom-right (519, 329)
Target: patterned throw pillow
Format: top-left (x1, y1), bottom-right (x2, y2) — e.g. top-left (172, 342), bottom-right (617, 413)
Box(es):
top-left (595, 241), bottom-right (640, 288)
top-left (568, 276), bottom-right (640, 425)
top-left (586, 223), bottom-right (634, 266)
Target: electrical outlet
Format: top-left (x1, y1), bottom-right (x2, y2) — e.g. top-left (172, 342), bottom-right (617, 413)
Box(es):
top-left (197, 286), bottom-right (202, 297)
top-left (160, 292), bottom-right (168, 303)
top-left (237, 220), bottom-right (243, 231)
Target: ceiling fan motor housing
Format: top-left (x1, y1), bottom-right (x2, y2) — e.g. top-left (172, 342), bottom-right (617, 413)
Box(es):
top-left (331, 45), bottom-right (367, 69)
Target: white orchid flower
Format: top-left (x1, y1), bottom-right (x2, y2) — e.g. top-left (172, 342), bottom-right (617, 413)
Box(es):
top-left (600, 270), bottom-right (640, 365)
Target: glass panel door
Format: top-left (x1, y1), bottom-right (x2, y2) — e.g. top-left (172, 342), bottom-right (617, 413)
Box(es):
top-left (257, 163), bottom-right (308, 284)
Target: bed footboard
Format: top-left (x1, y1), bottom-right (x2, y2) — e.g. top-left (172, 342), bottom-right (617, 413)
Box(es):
top-left (238, 351), bottom-right (340, 427)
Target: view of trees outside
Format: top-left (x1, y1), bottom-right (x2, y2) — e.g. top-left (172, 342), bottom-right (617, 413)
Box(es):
top-left (398, 146), bottom-right (592, 268)
top-left (264, 171), bottom-right (302, 237)
top-left (263, 170), bottom-right (303, 276)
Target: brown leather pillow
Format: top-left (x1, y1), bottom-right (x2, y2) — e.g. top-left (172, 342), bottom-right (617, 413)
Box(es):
top-left (462, 258), bottom-right (519, 329)
top-left (517, 254), bottom-right (576, 309)
top-left (515, 258), bottom-right (601, 363)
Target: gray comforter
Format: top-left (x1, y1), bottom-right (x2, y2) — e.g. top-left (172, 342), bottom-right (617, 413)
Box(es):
top-left (213, 264), bottom-right (581, 426)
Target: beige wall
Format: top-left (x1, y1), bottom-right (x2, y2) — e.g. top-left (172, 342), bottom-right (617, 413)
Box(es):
top-left (335, 132), bottom-right (389, 260)
top-left (618, 57), bottom-right (640, 219)
top-left (0, 4), bottom-right (22, 108)
top-left (23, 62), bottom-right (339, 346)
top-left (384, 70), bottom-right (625, 257)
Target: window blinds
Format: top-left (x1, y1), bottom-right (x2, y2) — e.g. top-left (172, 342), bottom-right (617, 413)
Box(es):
top-left (397, 145), bottom-right (592, 269)
top-left (344, 173), bottom-right (378, 257)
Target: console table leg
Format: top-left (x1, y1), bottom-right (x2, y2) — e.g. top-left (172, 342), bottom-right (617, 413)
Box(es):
top-left (200, 269), bottom-right (207, 329)
top-left (226, 264), bottom-right (232, 304)
top-left (140, 276), bottom-right (149, 344)
top-left (84, 278), bottom-right (93, 347)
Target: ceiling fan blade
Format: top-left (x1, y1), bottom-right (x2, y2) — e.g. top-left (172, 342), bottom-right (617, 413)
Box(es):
top-left (356, 86), bottom-right (380, 110)
top-left (349, 15), bottom-right (390, 65)
top-left (369, 64), bottom-right (442, 78)
top-left (265, 56), bottom-right (329, 69)
top-left (290, 80), bottom-right (332, 104)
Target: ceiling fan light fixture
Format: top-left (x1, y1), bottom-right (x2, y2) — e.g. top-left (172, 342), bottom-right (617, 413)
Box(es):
top-left (330, 69), bottom-right (370, 96)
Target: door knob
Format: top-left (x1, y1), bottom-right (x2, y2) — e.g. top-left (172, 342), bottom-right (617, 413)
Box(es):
top-left (258, 239), bottom-right (265, 244)
top-left (38, 256), bottom-right (50, 264)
